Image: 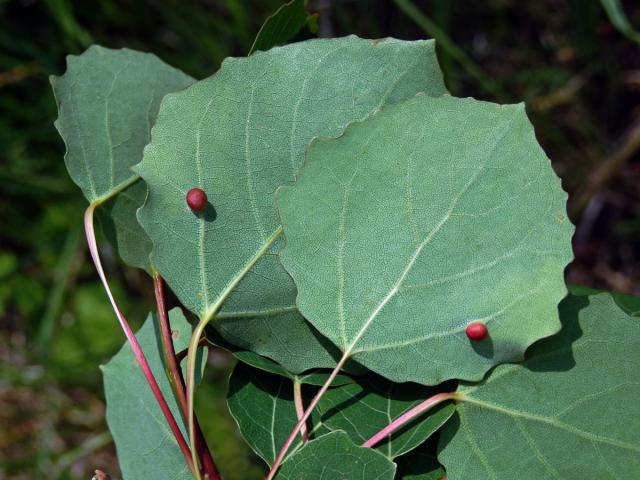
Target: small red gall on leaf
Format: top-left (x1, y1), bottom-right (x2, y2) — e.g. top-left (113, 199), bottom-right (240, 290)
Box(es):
top-left (465, 322), bottom-right (488, 341)
top-left (186, 188), bottom-right (207, 212)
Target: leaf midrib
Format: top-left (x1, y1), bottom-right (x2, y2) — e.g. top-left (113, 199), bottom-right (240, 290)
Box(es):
top-left (215, 305), bottom-right (298, 319)
top-left (342, 109), bottom-right (519, 356)
top-left (92, 175), bottom-right (141, 206)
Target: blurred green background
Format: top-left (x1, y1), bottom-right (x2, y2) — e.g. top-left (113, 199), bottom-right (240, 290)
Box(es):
top-left (1, 1), bottom-right (638, 478)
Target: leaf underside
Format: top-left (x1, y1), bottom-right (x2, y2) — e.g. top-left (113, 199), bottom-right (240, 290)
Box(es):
top-left (210, 330), bottom-right (354, 386)
top-left (439, 293), bottom-right (640, 479)
top-left (52, 45), bottom-right (194, 269)
top-left (99, 180), bottom-right (153, 272)
top-left (102, 308), bottom-right (207, 480)
top-left (135, 36), bottom-right (447, 372)
top-left (278, 93), bottom-right (574, 385)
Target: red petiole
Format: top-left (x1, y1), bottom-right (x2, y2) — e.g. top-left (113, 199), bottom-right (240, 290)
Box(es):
top-left (84, 205), bottom-right (195, 475)
top-left (153, 275), bottom-right (222, 480)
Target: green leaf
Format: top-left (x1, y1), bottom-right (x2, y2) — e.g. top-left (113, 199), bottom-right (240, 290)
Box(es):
top-left (135, 37), bottom-right (446, 348)
top-left (438, 293), bottom-right (640, 479)
top-left (250, 0), bottom-right (313, 54)
top-left (567, 284), bottom-right (640, 317)
top-left (275, 431), bottom-right (397, 479)
top-left (102, 308), bottom-right (207, 479)
top-left (278, 93), bottom-right (574, 385)
top-left (52, 45), bottom-right (194, 204)
top-left (396, 438), bottom-right (446, 480)
top-left (317, 374), bottom-right (455, 458)
top-left (212, 255), bottom-right (367, 378)
top-left (51, 45), bottom-right (195, 269)
top-left (210, 329), bottom-right (354, 385)
top-left (99, 180), bottom-right (153, 272)
top-left (601, 0), bottom-right (640, 45)
top-left (612, 292), bottom-right (640, 317)
top-left (227, 362), bottom-right (329, 466)
top-left (211, 259), bottom-right (343, 373)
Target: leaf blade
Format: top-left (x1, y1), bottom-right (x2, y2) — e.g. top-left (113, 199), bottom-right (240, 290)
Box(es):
top-left (227, 362), bottom-right (329, 466)
top-left (275, 431), bottom-right (397, 479)
top-left (601, 0), bottom-right (640, 45)
top-left (98, 180), bottom-right (153, 271)
top-left (278, 94), bottom-right (574, 384)
top-left (52, 45), bottom-right (195, 270)
top-left (52, 45), bottom-right (194, 204)
top-left (438, 293), bottom-right (640, 479)
top-left (396, 438), bottom-right (447, 480)
top-left (135, 37), bottom-right (447, 372)
top-left (250, 0), bottom-right (312, 54)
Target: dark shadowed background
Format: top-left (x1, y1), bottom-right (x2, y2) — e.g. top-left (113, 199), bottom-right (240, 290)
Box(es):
top-left (1, 1), bottom-right (638, 478)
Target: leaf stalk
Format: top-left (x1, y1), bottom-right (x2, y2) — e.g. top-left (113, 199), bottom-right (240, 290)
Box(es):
top-left (266, 351), bottom-right (351, 480)
top-left (83, 205), bottom-right (195, 475)
top-left (153, 275), bottom-right (222, 480)
top-left (362, 392), bottom-right (458, 448)
top-left (292, 379), bottom-right (309, 443)
top-left (185, 225), bottom-right (284, 478)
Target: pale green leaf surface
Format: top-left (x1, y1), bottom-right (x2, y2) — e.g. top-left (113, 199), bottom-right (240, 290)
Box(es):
top-left (212, 258), bottom-right (366, 376)
top-left (227, 362), bottom-right (329, 466)
top-left (317, 374), bottom-right (455, 458)
top-left (438, 293), bottom-right (640, 479)
top-left (210, 329), bottom-right (354, 385)
top-left (102, 308), bottom-right (206, 480)
top-left (278, 93), bottom-right (574, 385)
top-left (211, 258), bottom-right (343, 373)
top-left (52, 45), bottom-right (194, 204)
top-left (250, 0), bottom-right (311, 54)
top-left (275, 431), bottom-right (397, 480)
top-left (99, 180), bottom-right (153, 271)
top-left (52, 45), bottom-right (194, 270)
top-left (135, 36), bottom-right (445, 321)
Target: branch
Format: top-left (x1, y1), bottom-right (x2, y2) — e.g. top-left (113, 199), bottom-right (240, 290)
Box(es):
top-left (154, 275), bottom-right (190, 416)
top-left (153, 275), bottom-right (221, 480)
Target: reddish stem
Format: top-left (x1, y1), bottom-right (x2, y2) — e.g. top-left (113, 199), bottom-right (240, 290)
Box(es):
top-left (176, 338), bottom-right (207, 363)
top-left (266, 353), bottom-right (350, 480)
top-left (153, 275), bottom-right (222, 480)
top-left (83, 206), bottom-right (194, 473)
top-left (154, 275), bottom-right (189, 412)
top-left (292, 380), bottom-right (309, 443)
top-left (362, 392), bottom-right (457, 448)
